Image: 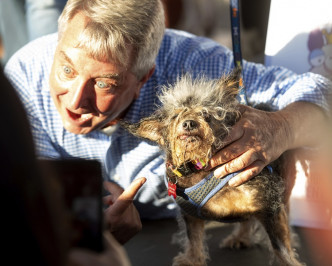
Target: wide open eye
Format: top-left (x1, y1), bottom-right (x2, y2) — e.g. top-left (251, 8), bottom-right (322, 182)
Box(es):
top-left (96, 80), bottom-right (107, 88)
top-left (201, 110), bottom-right (211, 122)
top-left (63, 66), bottom-right (72, 74)
top-left (204, 114), bottom-right (211, 122)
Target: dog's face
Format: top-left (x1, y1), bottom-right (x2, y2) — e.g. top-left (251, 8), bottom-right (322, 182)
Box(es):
top-left (123, 70), bottom-right (242, 167)
top-left (161, 105), bottom-right (225, 167)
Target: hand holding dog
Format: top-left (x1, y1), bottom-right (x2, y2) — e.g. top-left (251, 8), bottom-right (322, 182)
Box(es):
top-left (209, 102), bottom-right (326, 187)
top-left (103, 178), bottom-right (146, 244)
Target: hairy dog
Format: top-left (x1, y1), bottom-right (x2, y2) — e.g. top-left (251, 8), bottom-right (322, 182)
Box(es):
top-left (122, 70), bottom-right (303, 266)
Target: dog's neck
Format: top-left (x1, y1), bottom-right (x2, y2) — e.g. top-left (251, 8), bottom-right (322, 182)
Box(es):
top-left (166, 158), bottom-right (212, 188)
top-left (167, 159), bottom-right (207, 177)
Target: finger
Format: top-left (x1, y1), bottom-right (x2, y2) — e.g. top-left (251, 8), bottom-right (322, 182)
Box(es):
top-left (118, 177), bottom-right (146, 201)
top-left (228, 160), bottom-right (265, 187)
top-left (103, 195), bottom-right (114, 206)
top-left (207, 127), bottom-right (246, 170)
top-left (208, 144), bottom-right (245, 170)
top-left (213, 150), bottom-right (258, 178)
top-left (104, 181), bottom-right (124, 199)
top-left (110, 178), bottom-right (146, 215)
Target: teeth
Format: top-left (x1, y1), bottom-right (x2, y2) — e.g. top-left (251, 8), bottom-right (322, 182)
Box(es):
top-left (67, 109), bottom-right (93, 122)
top-left (79, 113), bottom-right (93, 121)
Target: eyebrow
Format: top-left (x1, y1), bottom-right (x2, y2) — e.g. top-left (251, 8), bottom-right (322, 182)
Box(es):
top-left (99, 73), bottom-right (120, 80)
top-left (59, 51), bottom-right (121, 80)
top-left (59, 51), bottom-right (75, 66)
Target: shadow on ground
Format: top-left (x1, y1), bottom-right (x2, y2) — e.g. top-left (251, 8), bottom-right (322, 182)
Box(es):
top-left (124, 218), bottom-right (332, 266)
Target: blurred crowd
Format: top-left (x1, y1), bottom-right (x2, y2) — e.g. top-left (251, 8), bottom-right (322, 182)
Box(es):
top-left (0, 0), bottom-right (270, 67)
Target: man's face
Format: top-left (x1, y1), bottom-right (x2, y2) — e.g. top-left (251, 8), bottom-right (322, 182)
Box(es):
top-left (49, 13), bottom-right (148, 134)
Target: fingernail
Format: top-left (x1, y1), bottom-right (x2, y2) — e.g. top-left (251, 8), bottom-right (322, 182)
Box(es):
top-left (138, 177), bottom-right (147, 185)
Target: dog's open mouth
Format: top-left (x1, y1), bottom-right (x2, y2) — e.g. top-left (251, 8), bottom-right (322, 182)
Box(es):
top-left (178, 134), bottom-right (200, 142)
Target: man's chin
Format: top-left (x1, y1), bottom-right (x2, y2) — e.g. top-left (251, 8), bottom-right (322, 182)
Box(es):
top-left (62, 117), bottom-right (113, 134)
top-left (66, 127), bottom-right (93, 135)
top-left (63, 122), bottom-right (95, 135)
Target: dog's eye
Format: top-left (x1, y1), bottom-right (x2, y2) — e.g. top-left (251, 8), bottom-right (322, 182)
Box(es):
top-left (201, 111), bottom-right (211, 122)
top-left (204, 115), bottom-right (211, 122)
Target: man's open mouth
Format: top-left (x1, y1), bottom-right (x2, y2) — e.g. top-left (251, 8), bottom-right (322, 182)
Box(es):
top-left (66, 109), bottom-right (93, 123)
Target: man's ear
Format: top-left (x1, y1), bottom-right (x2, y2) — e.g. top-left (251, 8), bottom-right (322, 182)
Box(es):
top-left (120, 113), bottom-right (165, 146)
top-left (134, 65), bottom-right (156, 99)
top-left (140, 65), bottom-right (155, 83)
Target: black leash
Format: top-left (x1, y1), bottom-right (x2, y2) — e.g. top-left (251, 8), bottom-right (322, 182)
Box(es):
top-left (230, 0), bottom-right (247, 104)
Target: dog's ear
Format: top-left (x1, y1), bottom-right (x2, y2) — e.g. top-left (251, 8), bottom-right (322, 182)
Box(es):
top-left (120, 115), bottom-right (165, 146)
top-left (219, 67), bottom-right (242, 101)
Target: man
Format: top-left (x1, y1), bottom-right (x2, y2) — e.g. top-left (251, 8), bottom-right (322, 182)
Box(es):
top-left (0, 67), bottom-right (132, 265)
top-left (5, 0), bottom-right (331, 242)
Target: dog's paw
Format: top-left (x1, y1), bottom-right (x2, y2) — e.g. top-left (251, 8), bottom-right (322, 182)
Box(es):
top-left (219, 234), bottom-right (253, 249)
top-left (172, 252), bottom-right (207, 266)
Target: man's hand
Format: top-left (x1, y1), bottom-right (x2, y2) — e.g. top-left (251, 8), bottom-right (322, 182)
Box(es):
top-left (208, 105), bottom-right (291, 187)
top-left (208, 102), bottom-right (327, 187)
top-left (103, 177), bottom-right (146, 244)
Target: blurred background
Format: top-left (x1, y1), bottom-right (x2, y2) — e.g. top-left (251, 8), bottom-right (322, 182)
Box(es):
top-left (0, 0), bottom-right (270, 66)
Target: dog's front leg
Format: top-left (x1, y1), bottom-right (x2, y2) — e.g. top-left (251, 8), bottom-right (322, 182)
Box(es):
top-left (173, 214), bottom-right (208, 266)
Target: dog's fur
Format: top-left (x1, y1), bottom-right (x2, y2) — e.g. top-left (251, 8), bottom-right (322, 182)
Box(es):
top-left (122, 70), bottom-right (303, 266)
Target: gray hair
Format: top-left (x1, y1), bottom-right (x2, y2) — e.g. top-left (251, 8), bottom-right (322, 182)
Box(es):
top-left (58, 0), bottom-right (165, 79)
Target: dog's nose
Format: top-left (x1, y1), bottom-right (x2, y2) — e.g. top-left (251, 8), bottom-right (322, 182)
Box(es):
top-left (182, 120), bottom-right (198, 131)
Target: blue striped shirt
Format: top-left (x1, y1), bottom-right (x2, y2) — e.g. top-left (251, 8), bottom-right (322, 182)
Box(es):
top-left (4, 29), bottom-right (331, 219)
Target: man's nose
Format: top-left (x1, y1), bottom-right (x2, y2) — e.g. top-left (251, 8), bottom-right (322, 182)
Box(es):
top-left (69, 79), bottom-right (93, 110)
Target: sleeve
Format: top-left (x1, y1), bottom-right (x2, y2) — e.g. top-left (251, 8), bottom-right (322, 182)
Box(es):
top-left (163, 32), bottom-right (331, 114)
top-left (242, 61), bottom-right (332, 112)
